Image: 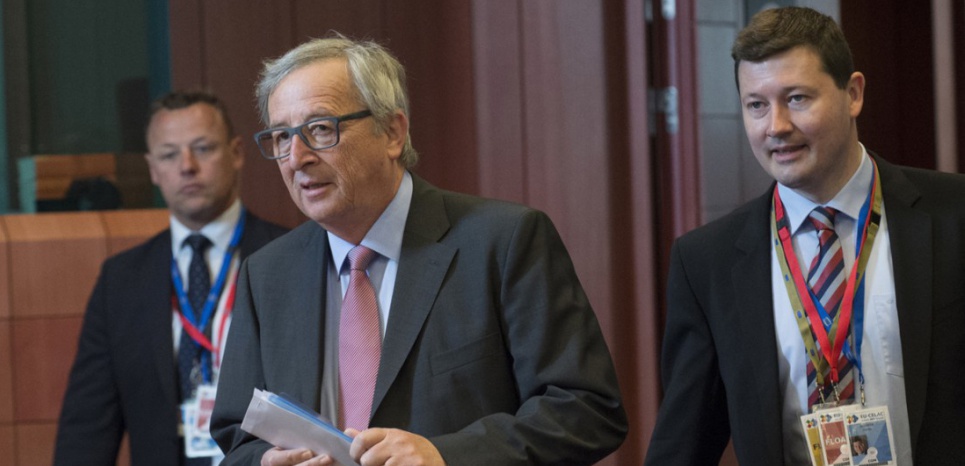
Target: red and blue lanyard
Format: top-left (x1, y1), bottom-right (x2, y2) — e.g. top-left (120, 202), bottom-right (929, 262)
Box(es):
top-left (170, 208), bottom-right (245, 384)
top-left (771, 158), bottom-right (882, 399)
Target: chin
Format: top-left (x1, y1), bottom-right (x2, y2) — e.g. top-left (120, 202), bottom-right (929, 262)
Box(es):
top-left (301, 204), bottom-right (334, 225)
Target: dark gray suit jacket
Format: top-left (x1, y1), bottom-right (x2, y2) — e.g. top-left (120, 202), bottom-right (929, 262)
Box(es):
top-left (211, 175), bottom-right (627, 465)
top-left (54, 211), bottom-right (287, 466)
top-left (644, 155), bottom-right (965, 465)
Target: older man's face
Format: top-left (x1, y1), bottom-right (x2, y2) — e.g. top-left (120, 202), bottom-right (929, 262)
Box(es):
top-left (267, 58), bottom-right (406, 243)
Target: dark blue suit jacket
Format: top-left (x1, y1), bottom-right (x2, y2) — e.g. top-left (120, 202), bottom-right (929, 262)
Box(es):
top-left (54, 210), bottom-right (287, 466)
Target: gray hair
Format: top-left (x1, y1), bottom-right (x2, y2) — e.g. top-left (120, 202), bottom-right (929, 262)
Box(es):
top-left (256, 35), bottom-right (419, 168)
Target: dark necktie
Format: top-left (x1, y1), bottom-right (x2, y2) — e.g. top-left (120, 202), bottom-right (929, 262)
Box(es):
top-left (178, 234), bottom-right (213, 465)
top-left (338, 245), bottom-right (381, 430)
top-left (178, 234), bottom-right (211, 402)
top-left (805, 207), bottom-right (855, 409)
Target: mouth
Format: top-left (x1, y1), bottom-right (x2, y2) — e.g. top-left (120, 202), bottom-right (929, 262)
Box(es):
top-left (770, 144), bottom-right (807, 160)
top-left (180, 183), bottom-right (204, 195)
top-left (299, 180), bottom-right (332, 197)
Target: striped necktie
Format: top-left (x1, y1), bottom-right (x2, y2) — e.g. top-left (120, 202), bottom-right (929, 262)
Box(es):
top-left (806, 207), bottom-right (855, 409)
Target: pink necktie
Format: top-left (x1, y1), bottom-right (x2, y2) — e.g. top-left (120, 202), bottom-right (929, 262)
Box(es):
top-left (338, 246), bottom-right (381, 430)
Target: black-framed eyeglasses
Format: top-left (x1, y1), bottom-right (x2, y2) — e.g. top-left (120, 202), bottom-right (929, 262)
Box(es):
top-left (254, 110), bottom-right (372, 160)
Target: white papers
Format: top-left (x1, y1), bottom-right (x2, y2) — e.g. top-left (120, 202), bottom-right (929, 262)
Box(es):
top-left (241, 388), bottom-right (358, 466)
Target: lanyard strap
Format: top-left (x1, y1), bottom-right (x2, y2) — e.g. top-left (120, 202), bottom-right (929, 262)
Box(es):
top-left (173, 273), bottom-right (237, 354)
top-left (172, 208), bottom-right (246, 332)
top-left (771, 158), bottom-right (882, 385)
top-left (171, 208), bottom-right (246, 382)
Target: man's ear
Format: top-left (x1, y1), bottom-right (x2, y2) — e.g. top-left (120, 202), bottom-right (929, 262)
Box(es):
top-left (229, 135), bottom-right (245, 170)
top-left (144, 153), bottom-right (160, 186)
top-left (847, 71), bottom-right (865, 118)
top-left (384, 110), bottom-right (408, 161)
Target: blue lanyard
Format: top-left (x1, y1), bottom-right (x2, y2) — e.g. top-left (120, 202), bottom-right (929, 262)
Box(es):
top-left (171, 208), bottom-right (246, 382)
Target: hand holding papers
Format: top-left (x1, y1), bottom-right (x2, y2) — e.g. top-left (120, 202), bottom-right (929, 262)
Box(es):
top-left (241, 389), bottom-right (359, 466)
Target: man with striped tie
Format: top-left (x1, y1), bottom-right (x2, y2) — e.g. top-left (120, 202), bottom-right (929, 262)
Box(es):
top-left (645, 6), bottom-right (965, 466)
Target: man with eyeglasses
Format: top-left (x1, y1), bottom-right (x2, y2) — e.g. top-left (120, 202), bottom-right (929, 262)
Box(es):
top-left (54, 91), bottom-right (287, 466)
top-left (211, 36), bottom-right (627, 466)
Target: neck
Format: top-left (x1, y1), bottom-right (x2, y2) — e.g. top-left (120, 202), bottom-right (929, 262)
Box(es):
top-left (176, 197), bottom-right (238, 231)
top-left (324, 169), bottom-right (404, 245)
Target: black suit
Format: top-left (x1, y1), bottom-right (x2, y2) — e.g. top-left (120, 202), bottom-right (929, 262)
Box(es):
top-left (211, 175), bottom-right (627, 465)
top-left (644, 155), bottom-right (965, 465)
top-left (54, 211), bottom-right (287, 466)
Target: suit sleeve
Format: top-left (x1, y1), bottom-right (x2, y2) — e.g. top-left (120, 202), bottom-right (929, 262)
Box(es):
top-left (210, 258), bottom-right (275, 464)
top-left (643, 240), bottom-right (731, 465)
top-left (53, 266), bottom-right (125, 466)
top-left (430, 209), bottom-right (628, 465)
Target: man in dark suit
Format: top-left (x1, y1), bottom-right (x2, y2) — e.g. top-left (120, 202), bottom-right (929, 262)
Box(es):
top-left (644, 7), bottom-right (965, 466)
top-left (54, 91), bottom-right (287, 466)
top-left (210, 36), bottom-right (627, 466)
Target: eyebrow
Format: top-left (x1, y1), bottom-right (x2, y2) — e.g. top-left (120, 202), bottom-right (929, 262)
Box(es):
top-left (153, 136), bottom-right (212, 149)
top-left (741, 85), bottom-right (815, 99)
top-left (268, 111), bottom-right (338, 128)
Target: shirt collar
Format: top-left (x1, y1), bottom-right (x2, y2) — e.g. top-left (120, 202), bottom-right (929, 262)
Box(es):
top-left (170, 199), bottom-right (242, 253)
top-left (329, 170), bottom-right (413, 270)
top-left (778, 144), bottom-right (872, 234)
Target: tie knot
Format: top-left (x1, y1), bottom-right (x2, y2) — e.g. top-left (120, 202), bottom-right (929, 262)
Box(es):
top-left (185, 234), bottom-right (211, 254)
top-left (808, 207), bottom-right (838, 232)
top-left (347, 245), bottom-right (377, 271)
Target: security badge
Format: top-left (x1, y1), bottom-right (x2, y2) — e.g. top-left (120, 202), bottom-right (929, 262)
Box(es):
top-left (800, 404), bottom-right (896, 466)
top-left (181, 384), bottom-right (222, 459)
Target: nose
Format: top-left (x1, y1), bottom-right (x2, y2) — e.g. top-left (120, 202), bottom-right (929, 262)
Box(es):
top-left (766, 105), bottom-right (793, 138)
top-left (178, 148), bottom-right (199, 173)
top-left (285, 131), bottom-right (319, 171)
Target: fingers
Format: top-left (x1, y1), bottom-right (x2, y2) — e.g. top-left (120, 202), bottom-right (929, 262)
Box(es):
top-left (350, 428), bottom-right (387, 460)
top-left (261, 447), bottom-right (334, 466)
top-left (349, 429), bottom-right (445, 466)
top-left (262, 447), bottom-right (307, 466)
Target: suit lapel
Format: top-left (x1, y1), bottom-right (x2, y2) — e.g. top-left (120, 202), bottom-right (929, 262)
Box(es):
top-left (371, 177), bottom-right (455, 414)
top-left (732, 191), bottom-right (787, 463)
top-left (280, 225), bottom-right (328, 402)
top-left (874, 155), bottom-right (931, 450)
top-left (144, 232), bottom-right (181, 407)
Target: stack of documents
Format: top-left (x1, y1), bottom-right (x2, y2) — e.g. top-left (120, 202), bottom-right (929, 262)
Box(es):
top-left (241, 388), bottom-right (359, 466)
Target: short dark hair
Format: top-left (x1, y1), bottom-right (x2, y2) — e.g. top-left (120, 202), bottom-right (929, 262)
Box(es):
top-left (147, 90), bottom-right (235, 137)
top-left (732, 7), bottom-right (854, 91)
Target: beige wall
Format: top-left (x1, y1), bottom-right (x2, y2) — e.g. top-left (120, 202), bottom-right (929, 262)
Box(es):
top-left (0, 209), bottom-right (167, 466)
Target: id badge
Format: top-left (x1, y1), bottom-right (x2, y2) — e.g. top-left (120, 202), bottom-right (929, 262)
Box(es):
top-left (800, 413), bottom-right (826, 466)
top-left (844, 405), bottom-right (897, 465)
top-left (817, 407), bottom-right (853, 466)
top-left (182, 384), bottom-right (222, 459)
top-left (799, 405), bottom-right (858, 466)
